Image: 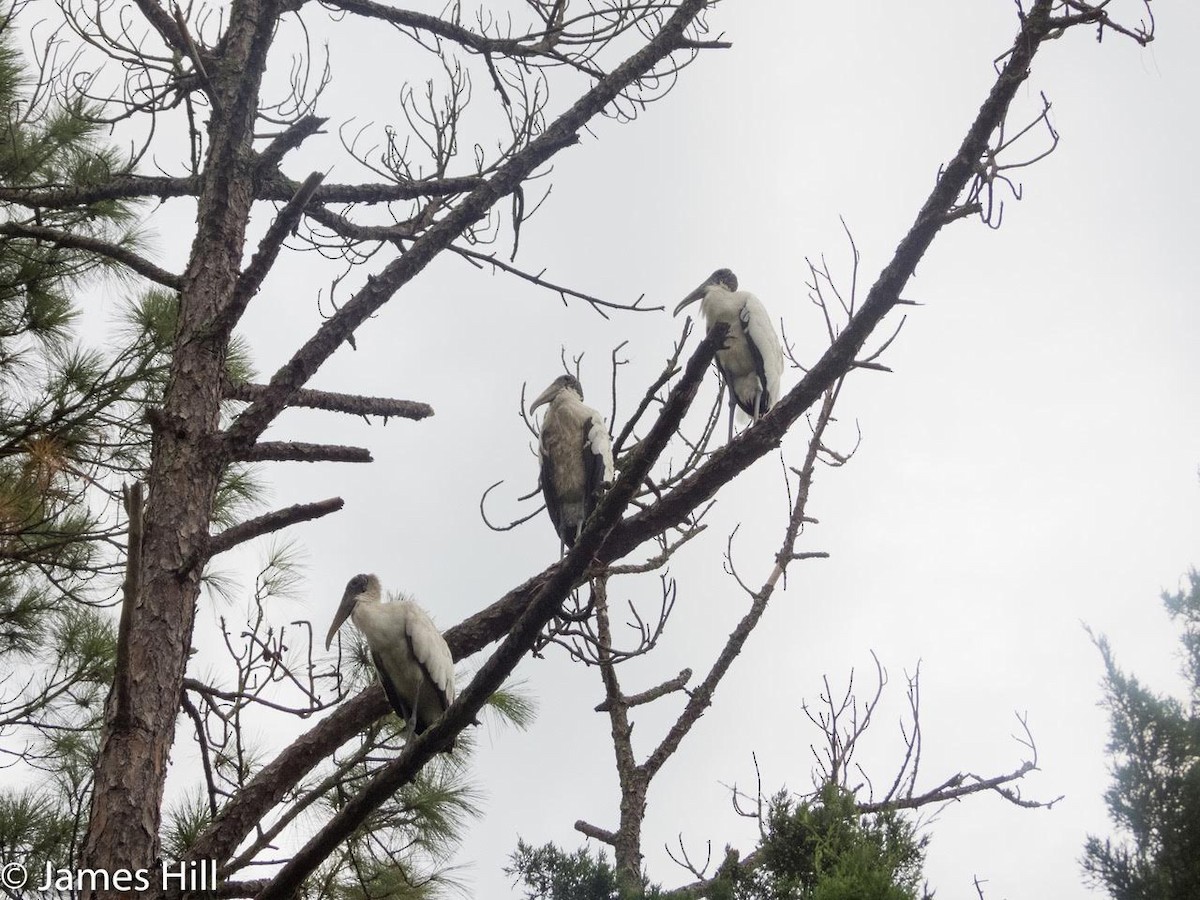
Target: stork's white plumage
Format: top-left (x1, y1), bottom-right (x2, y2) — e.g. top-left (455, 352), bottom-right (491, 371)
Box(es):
top-left (326, 574), bottom-right (455, 741)
top-left (529, 374), bottom-right (614, 549)
top-left (674, 268), bottom-right (784, 441)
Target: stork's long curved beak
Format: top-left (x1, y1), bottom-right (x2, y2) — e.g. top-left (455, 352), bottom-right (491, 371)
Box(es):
top-left (673, 283), bottom-right (707, 316)
top-left (528, 383), bottom-right (557, 415)
top-left (325, 584), bottom-right (358, 650)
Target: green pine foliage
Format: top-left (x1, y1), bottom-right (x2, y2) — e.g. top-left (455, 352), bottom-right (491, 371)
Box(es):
top-left (506, 842), bottom-right (664, 900)
top-left (506, 783), bottom-right (931, 900)
top-left (302, 688), bottom-right (534, 900)
top-left (1082, 569), bottom-right (1200, 899)
top-left (0, 3), bottom-right (150, 865)
top-left (735, 785), bottom-right (930, 900)
top-left (0, 2), bottom-right (264, 868)
top-left (1, 2), bottom-right (157, 590)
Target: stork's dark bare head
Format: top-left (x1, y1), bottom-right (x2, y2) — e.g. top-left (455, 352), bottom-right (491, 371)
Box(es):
top-left (707, 268), bottom-right (738, 291)
top-left (326, 573), bottom-right (380, 650)
top-left (529, 374), bottom-right (584, 413)
top-left (675, 267), bottom-right (739, 315)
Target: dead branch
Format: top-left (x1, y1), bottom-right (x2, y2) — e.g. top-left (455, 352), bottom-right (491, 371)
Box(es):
top-left (222, 382), bottom-right (432, 421)
top-left (111, 482), bottom-right (144, 729)
top-left (225, 171), bottom-right (326, 327)
top-left (595, 669), bottom-right (692, 713)
top-left (236, 442), bottom-right (373, 464)
top-left (205, 498), bottom-right (344, 561)
top-left (450, 244), bottom-right (659, 318)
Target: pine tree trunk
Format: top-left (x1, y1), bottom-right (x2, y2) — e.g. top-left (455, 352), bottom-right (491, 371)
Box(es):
top-left (80, 0), bottom-right (279, 889)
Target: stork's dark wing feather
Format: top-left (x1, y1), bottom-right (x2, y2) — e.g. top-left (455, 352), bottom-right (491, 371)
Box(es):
top-left (538, 440), bottom-right (567, 543)
top-left (371, 649), bottom-right (414, 722)
top-left (740, 302), bottom-right (770, 415)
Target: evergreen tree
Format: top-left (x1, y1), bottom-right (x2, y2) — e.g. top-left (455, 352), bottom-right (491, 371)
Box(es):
top-left (734, 785), bottom-right (930, 900)
top-left (0, 6), bottom-right (160, 556)
top-left (507, 784), bottom-right (931, 900)
top-left (0, 6), bottom-right (255, 864)
top-left (1082, 568), bottom-right (1200, 899)
top-left (0, 0), bottom-right (153, 732)
top-left (0, 9), bottom-right (136, 869)
top-left (506, 841), bottom-right (664, 900)
top-left (3, 11), bottom-right (531, 889)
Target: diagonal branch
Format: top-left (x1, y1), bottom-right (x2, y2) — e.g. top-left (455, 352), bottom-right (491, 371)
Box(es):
top-left (132, 0), bottom-right (188, 54)
top-left (256, 116), bottom-right (327, 172)
top-left (204, 498), bottom-right (344, 561)
top-left (222, 171), bottom-right (325, 332)
top-left (857, 761), bottom-right (1048, 812)
top-left (640, 386), bottom-right (835, 783)
top-left (450, 244), bottom-right (660, 317)
top-left (595, 668), bottom-right (692, 713)
top-left (575, 821), bottom-right (618, 844)
top-left (0, 222), bottom-right (182, 289)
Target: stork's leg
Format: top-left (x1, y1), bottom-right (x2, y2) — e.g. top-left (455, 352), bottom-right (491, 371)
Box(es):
top-left (404, 711), bottom-right (417, 744)
top-left (726, 388), bottom-right (737, 443)
top-left (404, 683), bottom-right (421, 743)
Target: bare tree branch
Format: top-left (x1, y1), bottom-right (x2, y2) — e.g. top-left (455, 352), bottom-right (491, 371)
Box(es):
top-left (595, 669), bottom-right (693, 713)
top-left (236, 442), bottom-right (372, 464)
top-left (0, 222), bottom-right (182, 288)
top-left (224, 170), bottom-right (326, 329)
top-left (222, 382), bottom-right (433, 421)
top-left (0, 174), bottom-right (486, 211)
top-left (575, 820), bottom-right (618, 845)
top-left (204, 498), bottom-right (344, 561)
top-left (255, 115), bottom-right (327, 172)
top-left (111, 483), bottom-right (144, 729)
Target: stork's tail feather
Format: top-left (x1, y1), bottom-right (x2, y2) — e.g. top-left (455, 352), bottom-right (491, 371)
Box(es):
top-left (559, 519), bottom-right (584, 548)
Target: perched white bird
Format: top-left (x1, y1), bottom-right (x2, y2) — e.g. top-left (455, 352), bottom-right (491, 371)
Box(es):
top-left (326, 574), bottom-right (455, 741)
top-left (528, 374), bottom-right (615, 549)
top-left (674, 268), bottom-right (783, 442)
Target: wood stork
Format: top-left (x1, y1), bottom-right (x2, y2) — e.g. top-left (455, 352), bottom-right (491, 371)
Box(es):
top-left (326, 573), bottom-right (455, 742)
top-left (528, 374), bottom-right (615, 549)
top-left (674, 268), bottom-right (783, 442)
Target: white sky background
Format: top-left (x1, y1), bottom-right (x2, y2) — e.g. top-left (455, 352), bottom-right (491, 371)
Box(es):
top-left (72, 0), bottom-right (1200, 896)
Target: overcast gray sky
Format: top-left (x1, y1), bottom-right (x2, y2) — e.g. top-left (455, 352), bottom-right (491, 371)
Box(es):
top-left (83, 0), bottom-right (1199, 896)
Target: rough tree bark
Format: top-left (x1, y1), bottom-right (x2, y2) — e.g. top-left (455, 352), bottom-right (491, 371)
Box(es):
top-left (81, 0), bottom-right (284, 881)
